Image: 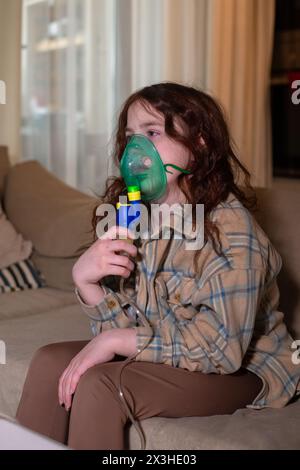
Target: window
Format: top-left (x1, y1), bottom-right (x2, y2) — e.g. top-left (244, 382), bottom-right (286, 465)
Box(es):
top-left (21, 0), bottom-right (117, 195)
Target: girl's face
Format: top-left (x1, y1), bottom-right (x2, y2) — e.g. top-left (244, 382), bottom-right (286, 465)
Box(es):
top-left (125, 101), bottom-right (192, 190)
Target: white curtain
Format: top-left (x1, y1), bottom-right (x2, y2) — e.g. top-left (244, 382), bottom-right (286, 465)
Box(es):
top-left (206, 0), bottom-right (275, 187)
top-left (0, 0), bottom-right (22, 165)
top-left (21, 0), bottom-right (275, 195)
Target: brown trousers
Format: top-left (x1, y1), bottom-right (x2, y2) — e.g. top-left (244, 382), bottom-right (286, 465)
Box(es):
top-left (16, 340), bottom-right (263, 450)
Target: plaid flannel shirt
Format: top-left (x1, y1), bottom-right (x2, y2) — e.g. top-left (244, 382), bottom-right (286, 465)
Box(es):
top-left (75, 193), bottom-right (300, 409)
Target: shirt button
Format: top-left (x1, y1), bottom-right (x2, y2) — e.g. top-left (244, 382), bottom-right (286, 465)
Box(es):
top-left (107, 300), bottom-right (117, 309)
top-left (175, 293), bottom-right (181, 302)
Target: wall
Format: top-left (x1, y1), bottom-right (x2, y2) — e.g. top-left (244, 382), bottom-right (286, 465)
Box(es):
top-left (0, 0), bottom-right (22, 164)
top-left (272, 177), bottom-right (300, 191)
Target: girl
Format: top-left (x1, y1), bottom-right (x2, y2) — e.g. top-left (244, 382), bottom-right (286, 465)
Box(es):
top-left (16, 82), bottom-right (300, 450)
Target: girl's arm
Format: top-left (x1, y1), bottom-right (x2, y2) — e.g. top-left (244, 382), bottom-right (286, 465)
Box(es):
top-left (76, 282), bottom-right (105, 305)
top-left (106, 327), bottom-right (138, 357)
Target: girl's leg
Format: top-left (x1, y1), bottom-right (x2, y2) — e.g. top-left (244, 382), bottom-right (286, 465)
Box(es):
top-left (67, 359), bottom-right (263, 450)
top-left (16, 341), bottom-right (89, 444)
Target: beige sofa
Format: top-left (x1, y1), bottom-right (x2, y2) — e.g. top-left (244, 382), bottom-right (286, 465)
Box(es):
top-left (0, 146), bottom-right (300, 450)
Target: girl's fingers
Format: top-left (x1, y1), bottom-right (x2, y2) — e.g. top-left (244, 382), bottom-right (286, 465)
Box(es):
top-left (109, 254), bottom-right (135, 271)
top-left (61, 373), bottom-right (69, 408)
top-left (58, 367), bottom-right (69, 405)
top-left (59, 361), bottom-right (76, 407)
top-left (59, 359), bottom-right (86, 410)
top-left (65, 366), bottom-right (86, 410)
top-left (67, 372), bottom-right (81, 409)
top-left (64, 367), bottom-right (77, 409)
top-left (66, 372), bottom-right (78, 409)
top-left (99, 225), bottom-right (134, 241)
top-left (108, 239), bottom-right (137, 256)
top-left (62, 373), bottom-right (73, 410)
top-left (106, 265), bottom-right (131, 278)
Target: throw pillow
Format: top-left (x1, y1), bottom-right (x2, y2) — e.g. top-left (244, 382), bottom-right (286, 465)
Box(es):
top-left (0, 202), bottom-right (32, 269)
top-left (0, 258), bottom-right (46, 294)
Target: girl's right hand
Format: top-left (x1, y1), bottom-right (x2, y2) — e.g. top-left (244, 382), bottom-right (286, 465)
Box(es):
top-left (72, 225), bottom-right (138, 287)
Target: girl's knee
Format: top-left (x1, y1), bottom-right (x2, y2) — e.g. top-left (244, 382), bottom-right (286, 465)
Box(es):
top-left (30, 342), bottom-right (85, 374)
top-left (75, 366), bottom-right (104, 395)
top-left (75, 363), bottom-right (119, 399)
top-left (31, 343), bottom-right (63, 366)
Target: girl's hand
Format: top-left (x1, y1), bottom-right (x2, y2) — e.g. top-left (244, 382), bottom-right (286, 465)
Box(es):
top-left (58, 331), bottom-right (116, 410)
top-left (72, 225), bottom-right (138, 287)
top-left (58, 328), bottom-right (137, 410)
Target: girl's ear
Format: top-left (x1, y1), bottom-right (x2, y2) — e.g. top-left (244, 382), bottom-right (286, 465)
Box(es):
top-left (199, 136), bottom-right (206, 146)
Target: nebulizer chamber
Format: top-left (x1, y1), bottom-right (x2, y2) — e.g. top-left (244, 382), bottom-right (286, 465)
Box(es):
top-left (116, 134), bottom-right (169, 315)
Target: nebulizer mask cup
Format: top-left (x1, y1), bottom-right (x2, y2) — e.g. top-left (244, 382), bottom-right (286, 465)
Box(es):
top-left (120, 134), bottom-right (192, 202)
top-left (120, 134), bottom-right (168, 201)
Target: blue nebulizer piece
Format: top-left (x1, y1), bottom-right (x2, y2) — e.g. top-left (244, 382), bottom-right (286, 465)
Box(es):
top-left (116, 185), bottom-right (141, 230)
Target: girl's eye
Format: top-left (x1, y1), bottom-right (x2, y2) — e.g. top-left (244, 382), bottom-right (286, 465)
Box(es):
top-left (147, 130), bottom-right (160, 138)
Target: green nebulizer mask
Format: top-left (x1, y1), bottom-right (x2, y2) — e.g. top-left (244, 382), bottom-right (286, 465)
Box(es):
top-left (120, 134), bottom-right (191, 202)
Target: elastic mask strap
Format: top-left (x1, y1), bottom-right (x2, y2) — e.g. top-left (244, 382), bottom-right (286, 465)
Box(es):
top-left (164, 163), bottom-right (192, 175)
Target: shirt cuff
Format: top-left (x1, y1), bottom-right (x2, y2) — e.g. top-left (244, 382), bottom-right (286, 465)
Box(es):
top-left (133, 325), bottom-right (164, 363)
top-left (74, 285), bottom-right (134, 328)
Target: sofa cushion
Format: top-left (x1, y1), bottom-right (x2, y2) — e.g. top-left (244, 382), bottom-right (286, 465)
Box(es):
top-left (128, 398), bottom-right (300, 450)
top-left (0, 304), bottom-right (92, 418)
top-left (0, 146), bottom-right (10, 202)
top-left (0, 287), bottom-right (77, 321)
top-left (29, 250), bottom-right (77, 292)
top-left (255, 187), bottom-right (300, 338)
top-left (3, 160), bottom-right (97, 257)
top-left (0, 202), bottom-right (32, 269)
top-left (0, 258), bottom-right (46, 294)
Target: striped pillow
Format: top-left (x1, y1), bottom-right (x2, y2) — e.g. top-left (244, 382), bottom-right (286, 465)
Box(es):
top-left (0, 258), bottom-right (46, 294)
